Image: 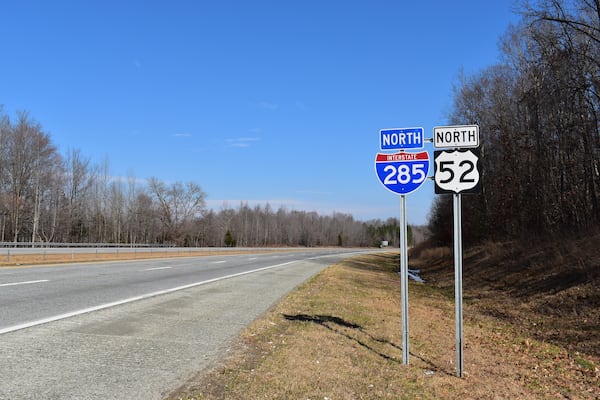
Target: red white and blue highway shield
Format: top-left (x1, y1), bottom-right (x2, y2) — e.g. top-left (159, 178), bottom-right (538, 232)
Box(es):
top-left (374, 151), bottom-right (430, 195)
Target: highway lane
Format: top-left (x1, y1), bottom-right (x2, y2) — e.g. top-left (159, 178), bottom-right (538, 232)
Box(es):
top-left (0, 249), bottom-right (365, 333)
top-left (0, 248), bottom-right (375, 400)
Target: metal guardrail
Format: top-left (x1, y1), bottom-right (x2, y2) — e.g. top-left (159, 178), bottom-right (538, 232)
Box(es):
top-left (0, 245), bottom-right (293, 263)
top-left (0, 242), bottom-right (175, 248)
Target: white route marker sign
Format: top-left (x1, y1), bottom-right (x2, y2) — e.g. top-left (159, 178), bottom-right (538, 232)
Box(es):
top-left (434, 149), bottom-right (481, 194)
top-left (433, 125), bottom-right (479, 149)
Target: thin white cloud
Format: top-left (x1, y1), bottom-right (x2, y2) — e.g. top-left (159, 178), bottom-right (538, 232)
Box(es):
top-left (226, 137), bottom-right (260, 148)
top-left (172, 133), bottom-right (192, 138)
top-left (205, 198), bottom-right (393, 221)
top-left (206, 199), bottom-right (304, 211)
top-left (107, 175), bottom-right (149, 186)
top-left (294, 189), bottom-right (333, 196)
top-left (256, 101), bottom-right (279, 111)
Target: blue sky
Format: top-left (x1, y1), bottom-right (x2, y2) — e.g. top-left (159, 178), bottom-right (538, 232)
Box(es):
top-left (1, 1), bottom-right (519, 225)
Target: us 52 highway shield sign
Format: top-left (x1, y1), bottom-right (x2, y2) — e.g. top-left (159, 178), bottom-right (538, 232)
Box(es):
top-left (433, 149), bottom-right (481, 194)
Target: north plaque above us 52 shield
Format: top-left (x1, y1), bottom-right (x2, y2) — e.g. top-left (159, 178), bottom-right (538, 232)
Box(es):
top-left (433, 125), bottom-right (479, 149)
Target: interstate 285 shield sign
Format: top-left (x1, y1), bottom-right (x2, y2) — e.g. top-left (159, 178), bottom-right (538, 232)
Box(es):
top-left (374, 151), bottom-right (430, 195)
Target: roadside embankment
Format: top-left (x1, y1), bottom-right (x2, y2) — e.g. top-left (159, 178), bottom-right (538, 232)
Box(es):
top-left (169, 251), bottom-right (599, 399)
top-left (411, 236), bottom-right (600, 359)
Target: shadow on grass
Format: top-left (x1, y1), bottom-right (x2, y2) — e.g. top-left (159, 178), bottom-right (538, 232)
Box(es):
top-left (283, 314), bottom-right (361, 329)
top-left (283, 313), bottom-right (451, 376)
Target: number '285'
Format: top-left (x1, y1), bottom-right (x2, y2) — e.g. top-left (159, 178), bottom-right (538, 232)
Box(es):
top-left (383, 163), bottom-right (427, 185)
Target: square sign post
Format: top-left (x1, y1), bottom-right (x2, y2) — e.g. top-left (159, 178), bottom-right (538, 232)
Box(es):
top-left (375, 127), bottom-right (427, 366)
top-left (432, 124), bottom-right (481, 378)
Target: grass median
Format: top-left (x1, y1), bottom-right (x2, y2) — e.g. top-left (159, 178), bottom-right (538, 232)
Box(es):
top-left (168, 252), bottom-right (599, 399)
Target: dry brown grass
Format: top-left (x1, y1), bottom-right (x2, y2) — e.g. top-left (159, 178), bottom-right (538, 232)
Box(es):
top-left (413, 236), bottom-right (600, 359)
top-left (168, 252), bottom-right (600, 400)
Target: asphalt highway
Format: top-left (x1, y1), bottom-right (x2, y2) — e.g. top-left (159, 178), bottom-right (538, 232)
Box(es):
top-left (0, 248), bottom-right (373, 399)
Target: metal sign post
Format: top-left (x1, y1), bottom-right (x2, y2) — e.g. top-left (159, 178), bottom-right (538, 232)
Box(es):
top-left (432, 124), bottom-right (481, 378)
top-left (377, 125), bottom-right (483, 372)
top-left (453, 193), bottom-right (464, 377)
top-left (399, 195), bottom-right (409, 364)
top-left (375, 127), bottom-right (429, 366)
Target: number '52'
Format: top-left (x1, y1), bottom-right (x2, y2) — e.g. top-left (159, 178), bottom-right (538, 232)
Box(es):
top-left (383, 163), bottom-right (426, 185)
top-left (438, 160), bottom-right (476, 184)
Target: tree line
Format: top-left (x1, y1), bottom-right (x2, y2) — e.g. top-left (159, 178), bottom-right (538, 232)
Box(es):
top-left (198, 207), bottom-right (407, 248)
top-left (429, 0), bottom-right (600, 244)
top-left (0, 108), bottom-right (403, 247)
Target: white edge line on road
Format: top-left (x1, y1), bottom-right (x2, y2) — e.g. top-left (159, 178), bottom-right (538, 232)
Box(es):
top-left (0, 260), bottom-right (297, 336)
top-left (212, 260), bottom-right (226, 264)
top-left (0, 279), bottom-right (49, 287)
top-left (143, 266), bottom-right (173, 271)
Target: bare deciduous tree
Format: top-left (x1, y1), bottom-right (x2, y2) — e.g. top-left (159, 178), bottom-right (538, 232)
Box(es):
top-left (430, 0), bottom-right (600, 244)
top-left (148, 178), bottom-right (207, 245)
top-left (4, 112), bottom-right (60, 242)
